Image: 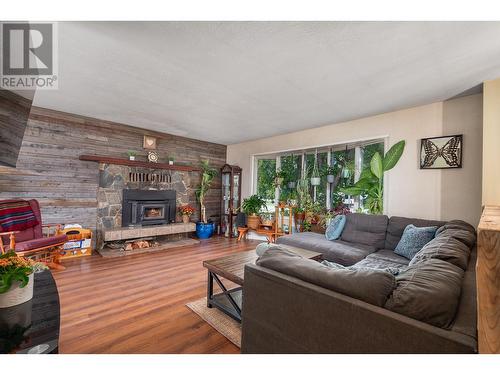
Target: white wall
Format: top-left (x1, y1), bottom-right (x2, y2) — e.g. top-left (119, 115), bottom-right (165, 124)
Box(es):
top-left (227, 94), bottom-right (483, 225)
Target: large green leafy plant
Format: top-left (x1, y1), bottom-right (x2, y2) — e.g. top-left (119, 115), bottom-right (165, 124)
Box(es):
top-left (341, 140), bottom-right (405, 214)
top-left (241, 194), bottom-right (266, 216)
top-left (195, 160), bottom-right (218, 223)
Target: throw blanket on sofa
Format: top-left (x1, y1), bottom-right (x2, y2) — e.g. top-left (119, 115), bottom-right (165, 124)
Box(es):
top-left (0, 200), bottom-right (39, 232)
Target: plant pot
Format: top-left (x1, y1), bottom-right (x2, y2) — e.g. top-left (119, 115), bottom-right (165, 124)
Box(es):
top-left (182, 214), bottom-right (190, 224)
top-left (247, 214), bottom-right (260, 230)
top-left (196, 222), bottom-right (214, 239)
top-left (0, 273), bottom-right (34, 308)
top-left (327, 174), bottom-right (335, 183)
top-left (294, 212), bottom-right (305, 221)
top-left (261, 220), bottom-right (273, 227)
top-left (129, 156), bottom-right (135, 161)
top-left (310, 177), bottom-right (321, 186)
top-left (168, 160), bottom-right (174, 165)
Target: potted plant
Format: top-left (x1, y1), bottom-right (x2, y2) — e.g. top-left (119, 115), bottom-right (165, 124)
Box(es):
top-left (274, 169), bottom-right (285, 186)
top-left (167, 155), bottom-right (175, 165)
top-left (0, 252), bottom-right (45, 308)
top-left (341, 140), bottom-right (405, 214)
top-left (195, 160), bottom-right (218, 239)
top-left (127, 150), bottom-right (137, 161)
top-left (241, 194), bottom-right (266, 230)
top-left (178, 205), bottom-right (195, 224)
top-left (278, 188), bottom-right (289, 207)
top-left (325, 166), bottom-right (336, 183)
top-left (310, 152), bottom-right (321, 186)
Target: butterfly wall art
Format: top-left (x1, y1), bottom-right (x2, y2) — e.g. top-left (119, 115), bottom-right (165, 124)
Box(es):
top-left (420, 135), bottom-right (463, 169)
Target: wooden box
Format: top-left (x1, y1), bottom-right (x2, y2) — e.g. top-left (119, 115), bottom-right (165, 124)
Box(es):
top-left (59, 228), bottom-right (93, 260)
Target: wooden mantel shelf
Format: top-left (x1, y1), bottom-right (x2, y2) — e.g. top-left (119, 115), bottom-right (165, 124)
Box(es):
top-left (79, 155), bottom-right (201, 172)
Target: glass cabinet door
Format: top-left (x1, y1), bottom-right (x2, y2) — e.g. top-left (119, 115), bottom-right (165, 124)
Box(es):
top-left (222, 173), bottom-right (230, 213)
top-left (232, 173), bottom-right (240, 211)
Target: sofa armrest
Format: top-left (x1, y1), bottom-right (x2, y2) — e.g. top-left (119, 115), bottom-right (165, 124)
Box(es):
top-left (241, 263), bottom-right (477, 354)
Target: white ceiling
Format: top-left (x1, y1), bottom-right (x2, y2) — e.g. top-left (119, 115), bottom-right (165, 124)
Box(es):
top-left (33, 22), bottom-right (500, 145)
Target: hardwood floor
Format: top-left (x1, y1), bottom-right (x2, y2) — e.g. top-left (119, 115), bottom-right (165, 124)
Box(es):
top-left (52, 236), bottom-right (259, 353)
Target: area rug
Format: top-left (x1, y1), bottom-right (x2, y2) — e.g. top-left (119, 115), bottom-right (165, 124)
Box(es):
top-left (186, 297), bottom-right (241, 348)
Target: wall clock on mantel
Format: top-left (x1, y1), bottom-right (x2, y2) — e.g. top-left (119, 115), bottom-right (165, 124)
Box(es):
top-left (148, 151), bottom-right (159, 163)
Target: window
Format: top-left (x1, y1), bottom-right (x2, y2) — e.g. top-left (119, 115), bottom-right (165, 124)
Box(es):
top-left (256, 158), bottom-right (276, 200)
top-left (254, 139), bottom-right (385, 213)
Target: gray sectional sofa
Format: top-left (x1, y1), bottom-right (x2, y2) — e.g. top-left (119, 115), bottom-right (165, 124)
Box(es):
top-left (241, 213), bottom-right (477, 353)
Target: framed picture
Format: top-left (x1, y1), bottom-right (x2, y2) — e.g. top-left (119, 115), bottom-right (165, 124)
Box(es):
top-left (420, 134), bottom-right (463, 169)
top-left (143, 135), bottom-right (157, 150)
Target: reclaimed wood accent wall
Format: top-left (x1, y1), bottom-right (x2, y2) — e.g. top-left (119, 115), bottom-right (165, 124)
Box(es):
top-left (0, 106), bottom-right (227, 230)
top-left (477, 205), bottom-right (500, 353)
top-left (0, 90), bottom-right (34, 167)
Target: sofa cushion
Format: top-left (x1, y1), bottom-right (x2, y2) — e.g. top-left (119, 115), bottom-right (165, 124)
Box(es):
top-left (385, 259), bottom-right (464, 328)
top-left (385, 216), bottom-right (445, 250)
top-left (276, 232), bottom-right (376, 265)
top-left (340, 213), bottom-right (388, 249)
top-left (435, 220), bottom-right (476, 248)
top-left (15, 234), bottom-right (68, 252)
top-left (354, 250), bottom-right (409, 273)
top-left (257, 247), bottom-right (396, 307)
top-left (394, 224), bottom-right (438, 260)
top-left (325, 214), bottom-right (346, 241)
top-left (368, 249), bottom-right (410, 266)
top-left (409, 235), bottom-right (471, 271)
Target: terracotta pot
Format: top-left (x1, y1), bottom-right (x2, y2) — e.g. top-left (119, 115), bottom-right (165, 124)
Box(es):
top-left (294, 212), bottom-right (305, 221)
top-left (0, 273), bottom-right (34, 308)
top-left (247, 214), bottom-right (260, 230)
top-left (182, 214), bottom-right (190, 224)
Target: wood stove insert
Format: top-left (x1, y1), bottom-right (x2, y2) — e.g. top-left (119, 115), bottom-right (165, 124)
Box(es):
top-left (122, 189), bottom-right (176, 227)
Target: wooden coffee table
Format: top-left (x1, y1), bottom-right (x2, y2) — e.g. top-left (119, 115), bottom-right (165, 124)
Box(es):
top-left (203, 246), bottom-right (322, 322)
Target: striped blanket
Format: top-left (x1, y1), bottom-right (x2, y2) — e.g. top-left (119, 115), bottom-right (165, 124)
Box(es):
top-left (0, 200), bottom-right (39, 232)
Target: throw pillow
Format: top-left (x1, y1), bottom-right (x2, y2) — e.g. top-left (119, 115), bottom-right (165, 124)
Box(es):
top-left (325, 214), bottom-right (346, 241)
top-left (394, 224), bottom-right (437, 260)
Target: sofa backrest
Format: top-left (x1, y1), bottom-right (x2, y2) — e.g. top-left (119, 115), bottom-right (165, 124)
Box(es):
top-left (385, 216), bottom-right (445, 250)
top-left (341, 213), bottom-right (388, 249)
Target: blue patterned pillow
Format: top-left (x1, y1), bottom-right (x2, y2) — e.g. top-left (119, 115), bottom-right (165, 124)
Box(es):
top-left (325, 215), bottom-right (346, 241)
top-left (394, 224), bottom-right (438, 260)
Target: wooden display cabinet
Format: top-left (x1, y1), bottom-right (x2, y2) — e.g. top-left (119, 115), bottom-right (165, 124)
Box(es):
top-left (220, 164), bottom-right (242, 238)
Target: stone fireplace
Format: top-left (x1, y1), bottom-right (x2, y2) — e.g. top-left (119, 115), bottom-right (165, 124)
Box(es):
top-left (96, 163), bottom-right (196, 248)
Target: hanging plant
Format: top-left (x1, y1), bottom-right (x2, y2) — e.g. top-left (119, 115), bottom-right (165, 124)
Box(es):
top-left (310, 150), bottom-right (321, 186)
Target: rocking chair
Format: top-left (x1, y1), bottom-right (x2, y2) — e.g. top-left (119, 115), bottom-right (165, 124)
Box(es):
top-left (0, 199), bottom-right (68, 270)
